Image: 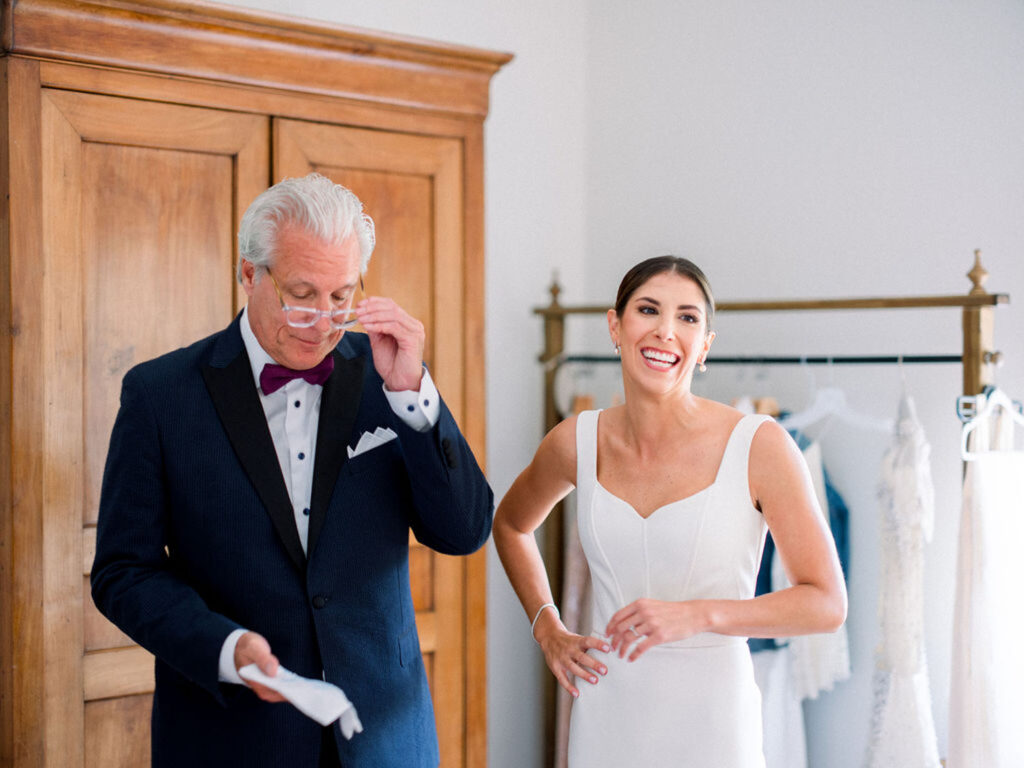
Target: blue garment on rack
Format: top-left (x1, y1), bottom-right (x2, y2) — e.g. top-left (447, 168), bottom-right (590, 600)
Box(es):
top-left (748, 430), bottom-right (849, 653)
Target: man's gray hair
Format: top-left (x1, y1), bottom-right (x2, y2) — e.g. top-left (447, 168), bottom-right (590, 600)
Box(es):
top-left (237, 173), bottom-right (375, 282)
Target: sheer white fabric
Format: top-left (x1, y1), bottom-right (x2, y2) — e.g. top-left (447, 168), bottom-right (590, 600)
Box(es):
top-left (865, 393), bottom-right (941, 768)
top-left (948, 407), bottom-right (1024, 767)
top-left (751, 647), bottom-right (806, 768)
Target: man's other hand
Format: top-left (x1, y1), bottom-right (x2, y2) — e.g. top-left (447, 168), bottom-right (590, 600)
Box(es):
top-left (356, 296), bottom-right (425, 392)
top-left (235, 631), bottom-right (287, 702)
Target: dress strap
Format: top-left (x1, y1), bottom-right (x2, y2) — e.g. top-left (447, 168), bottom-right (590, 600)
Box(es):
top-left (716, 414), bottom-right (773, 486)
top-left (575, 410), bottom-right (601, 488)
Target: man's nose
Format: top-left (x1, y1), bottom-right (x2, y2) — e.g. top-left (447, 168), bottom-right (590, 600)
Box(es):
top-left (313, 310), bottom-right (334, 332)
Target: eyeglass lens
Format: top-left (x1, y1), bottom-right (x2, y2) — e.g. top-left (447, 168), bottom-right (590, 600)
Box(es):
top-left (284, 308), bottom-right (358, 330)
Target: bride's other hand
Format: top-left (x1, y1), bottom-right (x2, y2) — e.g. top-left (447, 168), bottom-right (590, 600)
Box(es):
top-left (534, 617), bottom-right (610, 698)
top-left (605, 598), bottom-right (710, 661)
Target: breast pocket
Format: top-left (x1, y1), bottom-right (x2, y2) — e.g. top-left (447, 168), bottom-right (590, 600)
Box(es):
top-left (343, 438), bottom-right (400, 477)
top-left (332, 441), bottom-right (409, 553)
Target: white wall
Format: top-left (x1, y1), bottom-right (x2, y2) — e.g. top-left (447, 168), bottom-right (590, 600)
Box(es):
top-left (214, 1), bottom-right (589, 765)
top-left (583, 2), bottom-right (1024, 766)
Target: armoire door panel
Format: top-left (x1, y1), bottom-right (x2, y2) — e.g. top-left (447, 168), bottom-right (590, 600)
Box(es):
top-left (409, 542), bottom-right (435, 612)
top-left (35, 89), bottom-right (269, 525)
top-left (83, 646), bottom-right (155, 702)
top-left (42, 89), bottom-right (269, 156)
top-left (273, 117), bottom-right (469, 768)
top-left (36, 87), bottom-right (269, 768)
top-left (84, 695), bottom-right (152, 768)
top-left (80, 142), bottom-right (236, 523)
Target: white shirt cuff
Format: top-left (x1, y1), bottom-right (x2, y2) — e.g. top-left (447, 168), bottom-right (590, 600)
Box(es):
top-left (383, 366), bottom-right (440, 432)
top-left (218, 628), bottom-right (249, 685)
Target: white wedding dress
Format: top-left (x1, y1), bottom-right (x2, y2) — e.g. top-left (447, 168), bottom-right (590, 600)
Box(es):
top-left (949, 404), bottom-right (1024, 767)
top-left (864, 393), bottom-right (941, 768)
top-left (567, 410), bottom-right (769, 768)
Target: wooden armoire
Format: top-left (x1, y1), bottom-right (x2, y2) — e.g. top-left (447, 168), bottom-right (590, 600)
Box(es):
top-left (0, 2), bottom-right (510, 765)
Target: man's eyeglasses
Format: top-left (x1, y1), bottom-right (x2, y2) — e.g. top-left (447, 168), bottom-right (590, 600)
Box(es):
top-left (265, 268), bottom-right (363, 330)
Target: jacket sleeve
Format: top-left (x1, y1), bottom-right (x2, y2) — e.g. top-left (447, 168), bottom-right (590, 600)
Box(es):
top-left (392, 396), bottom-right (494, 555)
top-left (90, 368), bottom-right (241, 704)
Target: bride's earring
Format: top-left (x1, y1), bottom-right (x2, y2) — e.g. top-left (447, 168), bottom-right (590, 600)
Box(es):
top-left (698, 359), bottom-right (707, 373)
top-left (614, 343), bottom-right (620, 355)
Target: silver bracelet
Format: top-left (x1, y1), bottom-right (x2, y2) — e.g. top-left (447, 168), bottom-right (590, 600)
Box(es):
top-left (530, 602), bottom-right (559, 641)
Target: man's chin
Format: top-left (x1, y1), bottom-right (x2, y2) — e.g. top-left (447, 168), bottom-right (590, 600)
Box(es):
top-left (279, 349), bottom-right (330, 370)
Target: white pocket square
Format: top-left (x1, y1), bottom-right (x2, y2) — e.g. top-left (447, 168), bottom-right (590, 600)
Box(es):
top-left (347, 427), bottom-right (398, 459)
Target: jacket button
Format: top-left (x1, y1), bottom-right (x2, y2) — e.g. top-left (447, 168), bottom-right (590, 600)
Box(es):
top-left (312, 595), bottom-right (328, 609)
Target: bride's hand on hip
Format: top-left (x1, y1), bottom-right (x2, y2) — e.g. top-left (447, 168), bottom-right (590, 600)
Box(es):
top-left (535, 625), bottom-right (611, 698)
top-left (605, 598), bottom-right (710, 661)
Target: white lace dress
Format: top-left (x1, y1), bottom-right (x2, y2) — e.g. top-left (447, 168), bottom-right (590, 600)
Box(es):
top-left (567, 410), bottom-right (769, 768)
top-left (864, 393), bottom-right (941, 768)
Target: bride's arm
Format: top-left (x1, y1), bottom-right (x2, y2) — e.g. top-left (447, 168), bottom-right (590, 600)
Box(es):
top-left (493, 417), bottom-right (611, 697)
top-left (605, 420), bottom-right (847, 660)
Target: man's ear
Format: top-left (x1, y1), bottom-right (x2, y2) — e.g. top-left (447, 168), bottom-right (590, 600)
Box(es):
top-left (240, 259), bottom-right (257, 297)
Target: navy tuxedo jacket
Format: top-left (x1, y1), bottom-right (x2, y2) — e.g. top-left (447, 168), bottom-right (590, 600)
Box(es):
top-left (91, 315), bottom-right (493, 767)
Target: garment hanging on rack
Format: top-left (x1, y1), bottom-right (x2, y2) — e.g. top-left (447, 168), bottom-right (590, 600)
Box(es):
top-left (959, 386), bottom-right (1024, 461)
top-left (750, 432), bottom-right (851, 768)
top-left (751, 647), bottom-right (806, 768)
top-left (749, 433), bottom-right (851, 653)
top-left (770, 440), bottom-right (851, 699)
top-left (864, 391), bottom-right (941, 768)
top-left (949, 389), bottom-right (1024, 768)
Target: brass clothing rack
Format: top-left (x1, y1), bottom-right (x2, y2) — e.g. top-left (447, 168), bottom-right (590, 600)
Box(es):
top-left (535, 251), bottom-right (1008, 432)
top-left (555, 353), bottom-right (964, 366)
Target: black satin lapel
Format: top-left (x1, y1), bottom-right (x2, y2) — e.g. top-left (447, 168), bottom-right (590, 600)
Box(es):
top-left (307, 350), bottom-right (365, 557)
top-left (202, 352), bottom-right (306, 572)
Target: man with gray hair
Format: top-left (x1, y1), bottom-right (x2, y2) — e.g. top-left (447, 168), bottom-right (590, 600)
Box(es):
top-left (92, 173), bottom-right (493, 767)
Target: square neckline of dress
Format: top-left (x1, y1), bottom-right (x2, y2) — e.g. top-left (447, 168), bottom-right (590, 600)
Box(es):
top-left (592, 410), bottom-right (750, 522)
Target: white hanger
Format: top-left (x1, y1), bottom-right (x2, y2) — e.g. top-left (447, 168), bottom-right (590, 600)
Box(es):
top-left (777, 386), bottom-right (846, 432)
top-left (960, 386), bottom-right (1024, 461)
top-left (778, 377), bottom-right (893, 435)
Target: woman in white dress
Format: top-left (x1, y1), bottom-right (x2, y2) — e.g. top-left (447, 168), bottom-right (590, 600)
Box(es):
top-left (493, 257), bottom-right (848, 767)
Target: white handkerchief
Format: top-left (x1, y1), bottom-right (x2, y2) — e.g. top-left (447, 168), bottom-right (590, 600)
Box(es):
top-left (238, 664), bottom-right (363, 738)
top-left (347, 426), bottom-right (398, 459)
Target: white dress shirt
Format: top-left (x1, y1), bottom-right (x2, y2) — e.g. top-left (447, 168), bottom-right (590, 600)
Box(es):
top-left (218, 306), bottom-right (440, 684)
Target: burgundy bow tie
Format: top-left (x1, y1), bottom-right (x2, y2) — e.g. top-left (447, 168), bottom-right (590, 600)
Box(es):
top-left (259, 356), bottom-right (335, 394)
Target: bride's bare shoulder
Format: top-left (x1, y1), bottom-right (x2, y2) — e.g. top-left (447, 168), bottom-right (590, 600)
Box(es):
top-left (694, 396), bottom-right (748, 431)
top-left (535, 412), bottom-right (584, 463)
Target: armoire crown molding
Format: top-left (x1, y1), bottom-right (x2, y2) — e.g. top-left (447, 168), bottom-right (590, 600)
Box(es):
top-left (1, 0), bottom-right (512, 117)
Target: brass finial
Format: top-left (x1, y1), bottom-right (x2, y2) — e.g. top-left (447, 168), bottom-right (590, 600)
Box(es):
top-left (967, 249), bottom-right (989, 295)
top-left (548, 272), bottom-right (562, 307)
